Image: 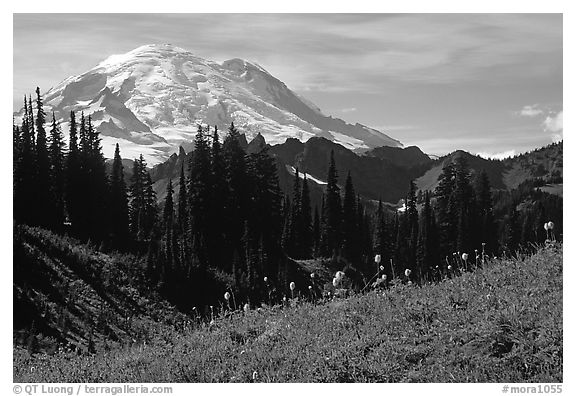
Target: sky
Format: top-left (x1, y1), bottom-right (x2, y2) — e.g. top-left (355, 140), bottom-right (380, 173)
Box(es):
top-left (13, 13), bottom-right (563, 157)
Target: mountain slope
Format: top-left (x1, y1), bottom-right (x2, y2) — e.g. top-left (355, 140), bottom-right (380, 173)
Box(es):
top-left (15, 244), bottom-right (563, 382)
top-left (415, 142), bottom-right (563, 194)
top-left (17, 44), bottom-right (401, 165)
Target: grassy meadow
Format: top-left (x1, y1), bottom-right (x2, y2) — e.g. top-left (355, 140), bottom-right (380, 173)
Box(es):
top-left (14, 242), bottom-right (562, 383)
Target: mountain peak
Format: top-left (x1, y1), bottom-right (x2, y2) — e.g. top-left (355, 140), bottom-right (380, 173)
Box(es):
top-left (24, 44), bottom-right (402, 165)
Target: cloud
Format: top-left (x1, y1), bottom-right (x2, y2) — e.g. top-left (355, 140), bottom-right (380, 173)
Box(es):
top-left (543, 111), bottom-right (563, 133)
top-left (519, 104), bottom-right (544, 117)
top-left (476, 150), bottom-right (517, 160)
top-left (543, 111), bottom-right (563, 142)
top-left (339, 107), bottom-right (357, 113)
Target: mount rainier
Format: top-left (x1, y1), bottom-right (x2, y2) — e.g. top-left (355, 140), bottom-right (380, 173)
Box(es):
top-left (16, 44), bottom-right (402, 165)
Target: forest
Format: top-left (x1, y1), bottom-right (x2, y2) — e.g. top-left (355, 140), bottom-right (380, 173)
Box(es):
top-left (13, 87), bottom-right (563, 314)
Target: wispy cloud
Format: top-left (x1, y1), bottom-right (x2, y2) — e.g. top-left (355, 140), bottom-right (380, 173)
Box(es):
top-left (339, 107), bottom-right (357, 113)
top-left (519, 104), bottom-right (544, 117)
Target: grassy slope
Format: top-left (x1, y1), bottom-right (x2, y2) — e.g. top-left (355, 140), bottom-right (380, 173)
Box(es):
top-left (14, 243), bottom-right (562, 383)
top-left (13, 225), bottom-right (186, 353)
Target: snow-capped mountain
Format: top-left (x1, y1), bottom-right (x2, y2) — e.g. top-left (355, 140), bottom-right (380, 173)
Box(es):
top-left (17, 44), bottom-right (402, 165)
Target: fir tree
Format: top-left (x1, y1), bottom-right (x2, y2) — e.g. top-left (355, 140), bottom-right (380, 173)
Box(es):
top-left (342, 171), bottom-right (358, 261)
top-left (109, 144), bottom-right (130, 245)
top-left (48, 112), bottom-right (66, 231)
top-left (34, 87), bottom-right (56, 229)
top-left (320, 150), bottom-right (342, 257)
top-left (65, 111), bottom-right (81, 233)
top-left (299, 174), bottom-right (313, 258)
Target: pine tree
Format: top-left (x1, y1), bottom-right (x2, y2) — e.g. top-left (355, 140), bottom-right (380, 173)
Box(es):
top-left (177, 164), bottom-right (188, 235)
top-left (188, 125), bottom-right (213, 268)
top-left (406, 180), bottom-right (419, 271)
top-left (130, 155), bottom-right (156, 241)
top-left (65, 111), bottom-right (81, 233)
top-left (34, 87), bottom-right (56, 229)
top-left (286, 168), bottom-right (301, 257)
top-left (209, 125), bottom-right (228, 269)
top-left (48, 112), bottom-right (66, 231)
top-left (474, 170), bottom-right (496, 254)
top-left (416, 191), bottom-right (433, 282)
top-left (342, 171), bottom-right (358, 261)
top-left (320, 150), bottom-right (342, 257)
top-left (162, 179), bottom-right (176, 280)
top-left (84, 115), bottom-right (109, 240)
top-left (299, 174), bottom-right (313, 258)
top-left (109, 144), bottom-right (130, 245)
top-left (223, 122), bottom-right (249, 265)
top-left (14, 97), bottom-right (35, 225)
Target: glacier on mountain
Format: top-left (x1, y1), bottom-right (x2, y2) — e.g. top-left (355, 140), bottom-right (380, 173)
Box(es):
top-left (16, 44), bottom-right (402, 165)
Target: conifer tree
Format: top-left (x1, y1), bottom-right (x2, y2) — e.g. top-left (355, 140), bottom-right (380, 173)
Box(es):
top-left (320, 150), bottom-right (341, 257)
top-left (223, 122), bottom-right (249, 263)
top-left (342, 171), bottom-right (358, 261)
top-left (299, 174), bottom-right (313, 258)
top-left (109, 144), bottom-right (130, 245)
top-left (474, 170), bottom-right (496, 254)
top-left (209, 126), bottom-right (228, 269)
top-left (416, 191), bottom-right (433, 282)
top-left (65, 111), bottom-right (81, 233)
top-left (34, 87), bottom-right (56, 229)
top-left (188, 125), bottom-right (213, 268)
top-left (49, 112), bottom-right (66, 231)
top-left (177, 164), bottom-right (188, 235)
top-left (14, 97), bottom-right (35, 224)
top-left (162, 179), bottom-right (176, 279)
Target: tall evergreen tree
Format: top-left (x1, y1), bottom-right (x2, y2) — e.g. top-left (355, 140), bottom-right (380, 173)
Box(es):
top-left (48, 112), bottom-right (66, 231)
top-left (65, 111), bottom-right (81, 233)
top-left (34, 87), bottom-right (56, 229)
top-left (109, 144), bottom-right (130, 244)
top-left (188, 125), bottom-right (213, 268)
top-left (14, 97), bottom-right (36, 225)
top-left (320, 150), bottom-right (341, 257)
top-left (342, 171), bottom-right (358, 261)
top-left (416, 191), bottom-right (433, 282)
top-left (474, 170), bottom-right (496, 254)
top-left (223, 122), bottom-right (249, 264)
top-left (299, 174), bottom-right (313, 258)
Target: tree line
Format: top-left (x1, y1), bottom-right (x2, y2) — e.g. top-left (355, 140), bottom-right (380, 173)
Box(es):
top-left (13, 87), bottom-right (562, 311)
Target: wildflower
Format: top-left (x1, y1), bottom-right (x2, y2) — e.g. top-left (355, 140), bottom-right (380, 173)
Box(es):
top-left (289, 282), bottom-right (296, 291)
top-left (264, 276), bottom-right (268, 283)
top-left (283, 296), bottom-right (287, 302)
top-left (224, 292), bottom-right (231, 301)
top-left (461, 253), bottom-right (468, 261)
top-left (375, 254), bottom-right (382, 264)
top-left (548, 221), bottom-right (555, 230)
top-left (310, 272), bottom-right (315, 279)
top-left (381, 274), bottom-right (387, 280)
top-left (243, 303), bottom-right (250, 312)
top-left (332, 277), bottom-right (339, 287)
top-left (380, 265), bottom-right (385, 271)
top-left (252, 371), bottom-right (258, 381)
top-left (407, 280), bottom-right (413, 285)
top-left (448, 265), bottom-right (452, 270)
top-left (308, 285), bottom-right (313, 290)
top-left (544, 222), bottom-right (550, 231)
top-left (335, 271), bottom-right (345, 280)
top-left (404, 268), bottom-right (412, 277)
